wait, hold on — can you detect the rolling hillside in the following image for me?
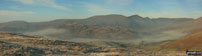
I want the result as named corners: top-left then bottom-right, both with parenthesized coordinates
top-left (0, 32), bottom-right (125, 56)
top-left (146, 17), bottom-right (202, 51)
top-left (163, 30), bottom-right (202, 50)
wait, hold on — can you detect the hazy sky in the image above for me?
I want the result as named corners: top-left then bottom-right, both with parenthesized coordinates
top-left (0, 0), bottom-right (202, 22)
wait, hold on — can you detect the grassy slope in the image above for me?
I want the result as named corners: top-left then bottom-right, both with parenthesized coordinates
top-left (163, 31), bottom-right (202, 51)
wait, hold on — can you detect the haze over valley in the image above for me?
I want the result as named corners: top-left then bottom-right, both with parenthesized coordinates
top-left (0, 0), bottom-right (202, 56)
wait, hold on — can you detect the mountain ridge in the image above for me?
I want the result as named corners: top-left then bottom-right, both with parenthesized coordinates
top-left (0, 14), bottom-right (199, 41)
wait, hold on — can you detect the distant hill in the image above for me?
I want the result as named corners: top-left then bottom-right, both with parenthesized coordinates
top-left (165, 17), bottom-right (202, 33)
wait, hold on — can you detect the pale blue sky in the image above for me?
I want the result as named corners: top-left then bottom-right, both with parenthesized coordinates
top-left (0, 0), bottom-right (202, 22)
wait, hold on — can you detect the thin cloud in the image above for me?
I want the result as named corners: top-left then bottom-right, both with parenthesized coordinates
top-left (11, 0), bottom-right (68, 10)
top-left (8, 6), bottom-right (20, 9)
top-left (185, 0), bottom-right (202, 3)
top-left (106, 0), bottom-right (132, 6)
top-left (0, 10), bottom-right (35, 22)
top-left (0, 10), bottom-right (34, 16)
top-left (13, 0), bottom-right (34, 4)
top-left (85, 4), bottom-right (114, 15)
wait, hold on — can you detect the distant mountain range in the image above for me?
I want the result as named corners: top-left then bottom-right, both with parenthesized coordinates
top-left (0, 14), bottom-right (201, 42)
top-left (0, 14), bottom-right (202, 52)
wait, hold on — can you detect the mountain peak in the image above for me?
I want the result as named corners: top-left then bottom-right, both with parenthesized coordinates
top-left (105, 14), bottom-right (126, 17)
top-left (128, 15), bottom-right (143, 19)
top-left (87, 14), bottom-right (127, 19)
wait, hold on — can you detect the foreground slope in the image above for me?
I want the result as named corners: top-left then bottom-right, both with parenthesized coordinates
top-left (163, 30), bottom-right (202, 51)
top-left (0, 32), bottom-right (188, 56)
top-left (0, 32), bottom-right (124, 56)
top-left (144, 17), bottom-right (202, 51)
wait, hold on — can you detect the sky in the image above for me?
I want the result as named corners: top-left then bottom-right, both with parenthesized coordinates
top-left (0, 0), bottom-right (202, 22)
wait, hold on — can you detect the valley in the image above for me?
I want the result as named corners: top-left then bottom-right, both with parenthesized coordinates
top-left (0, 15), bottom-right (202, 56)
